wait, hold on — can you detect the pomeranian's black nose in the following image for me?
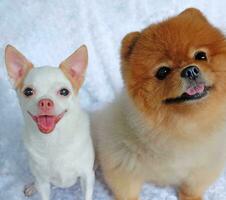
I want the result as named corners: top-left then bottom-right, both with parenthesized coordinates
top-left (181, 66), bottom-right (200, 80)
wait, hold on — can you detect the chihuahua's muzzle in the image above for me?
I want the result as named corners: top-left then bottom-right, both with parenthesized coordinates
top-left (28, 98), bottom-right (67, 134)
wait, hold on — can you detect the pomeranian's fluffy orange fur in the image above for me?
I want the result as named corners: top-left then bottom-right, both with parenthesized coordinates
top-left (93, 8), bottom-right (226, 200)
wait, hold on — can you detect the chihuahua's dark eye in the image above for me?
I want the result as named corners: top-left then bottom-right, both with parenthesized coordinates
top-left (194, 51), bottom-right (207, 61)
top-left (23, 87), bottom-right (34, 97)
top-left (59, 88), bottom-right (70, 96)
top-left (155, 67), bottom-right (171, 80)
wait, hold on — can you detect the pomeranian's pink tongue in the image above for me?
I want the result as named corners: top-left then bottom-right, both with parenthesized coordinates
top-left (186, 84), bottom-right (205, 96)
top-left (36, 116), bottom-right (56, 134)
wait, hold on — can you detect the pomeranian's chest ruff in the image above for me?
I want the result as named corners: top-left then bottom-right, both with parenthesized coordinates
top-left (129, 131), bottom-right (226, 186)
top-left (95, 92), bottom-right (226, 186)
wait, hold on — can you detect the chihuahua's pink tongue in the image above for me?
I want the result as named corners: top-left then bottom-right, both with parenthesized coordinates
top-left (186, 84), bottom-right (205, 96)
top-left (36, 116), bottom-right (57, 134)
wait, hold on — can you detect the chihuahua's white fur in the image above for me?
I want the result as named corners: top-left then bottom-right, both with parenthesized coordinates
top-left (18, 67), bottom-right (94, 200)
top-left (5, 44), bottom-right (95, 200)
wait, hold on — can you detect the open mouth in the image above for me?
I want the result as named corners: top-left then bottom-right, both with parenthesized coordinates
top-left (164, 83), bottom-right (212, 104)
top-left (27, 110), bottom-right (67, 134)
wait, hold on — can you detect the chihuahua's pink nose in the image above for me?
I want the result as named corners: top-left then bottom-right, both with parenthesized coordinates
top-left (38, 99), bottom-right (54, 112)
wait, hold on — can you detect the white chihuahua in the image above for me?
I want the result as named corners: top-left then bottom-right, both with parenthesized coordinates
top-left (5, 45), bottom-right (95, 200)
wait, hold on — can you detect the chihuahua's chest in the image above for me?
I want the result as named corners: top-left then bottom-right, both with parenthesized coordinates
top-left (49, 153), bottom-right (80, 187)
top-left (24, 121), bottom-right (92, 188)
top-left (27, 140), bottom-right (82, 188)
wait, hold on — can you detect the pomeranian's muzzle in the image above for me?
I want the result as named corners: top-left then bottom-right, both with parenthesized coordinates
top-left (164, 65), bottom-right (212, 104)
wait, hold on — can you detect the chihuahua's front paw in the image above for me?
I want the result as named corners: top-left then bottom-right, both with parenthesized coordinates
top-left (24, 182), bottom-right (37, 197)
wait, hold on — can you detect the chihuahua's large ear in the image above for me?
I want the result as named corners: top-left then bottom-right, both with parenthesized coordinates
top-left (60, 45), bottom-right (88, 91)
top-left (179, 8), bottom-right (207, 22)
top-left (5, 45), bottom-right (33, 89)
top-left (121, 32), bottom-right (140, 61)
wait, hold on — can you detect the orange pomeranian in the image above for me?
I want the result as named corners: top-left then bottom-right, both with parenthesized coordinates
top-left (92, 8), bottom-right (226, 200)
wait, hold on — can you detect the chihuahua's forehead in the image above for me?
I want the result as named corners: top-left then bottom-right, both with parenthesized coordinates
top-left (24, 66), bottom-right (71, 89)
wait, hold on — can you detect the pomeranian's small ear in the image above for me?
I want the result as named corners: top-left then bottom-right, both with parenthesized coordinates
top-left (121, 32), bottom-right (140, 61)
top-left (5, 45), bottom-right (33, 89)
top-left (179, 8), bottom-right (207, 21)
top-left (60, 45), bottom-right (88, 91)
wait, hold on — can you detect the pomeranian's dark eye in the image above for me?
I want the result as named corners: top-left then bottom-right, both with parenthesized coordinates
top-left (23, 87), bottom-right (34, 97)
top-left (155, 67), bottom-right (171, 80)
top-left (59, 88), bottom-right (70, 96)
top-left (194, 51), bottom-right (207, 61)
